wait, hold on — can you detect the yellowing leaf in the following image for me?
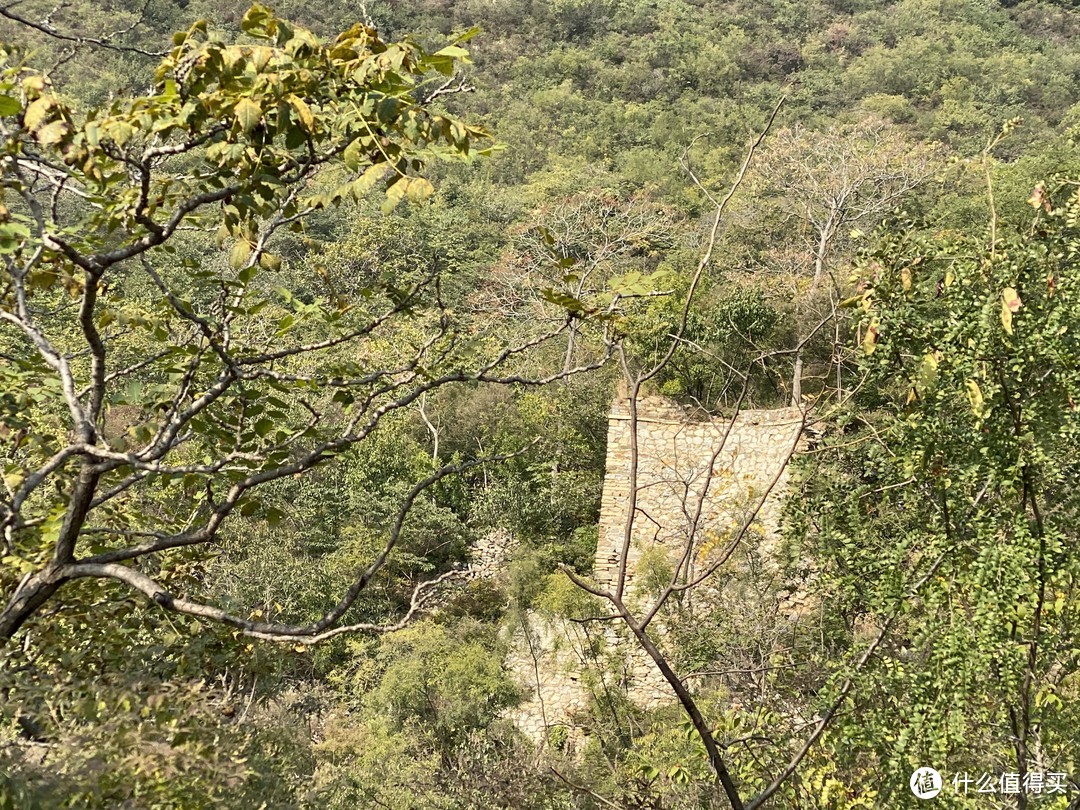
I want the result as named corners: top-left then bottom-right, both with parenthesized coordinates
top-left (916, 352), bottom-right (939, 391)
top-left (234, 98), bottom-right (262, 133)
top-left (23, 97), bottom-right (54, 132)
top-left (901, 266), bottom-right (912, 292)
top-left (405, 176), bottom-right (434, 202)
top-left (249, 46), bottom-right (273, 71)
top-left (351, 162), bottom-right (386, 200)
top-left (343, 137), bottom-right (364, 170)
top-left (965, 379), bottom-right (985, 418)
top-left (863, 322), bottom-right (879, 355)
top-left (381, 176), bottom-right (408, 213)
top-left (21, 76), bottom-right (47, 97)
top-left (241, 4), bottom-right (273, 36)
top-left (230, 239), bottom-right (252, 270)
top-left (259, 252), bottom-right (282, 271)
top-left (2, 553), bottom-right (32, 576)
top-left (1028, 183), bottom-right (1050, 212)
top-left (1000, 287), bottom-right (1021, 334)
top-left (35, 120), bottom-right (70, 145)
top-left (287, 94), bottom-right (314, 133)
top-left (839, 293), bottom-right (864, 308)
top-left (107, 119), bottom-right (135, 146)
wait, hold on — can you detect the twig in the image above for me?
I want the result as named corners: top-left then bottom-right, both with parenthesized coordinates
top-left (549, 767), bottom-right (623, 809)
top-left (0, 3), bottom-right (165, 58)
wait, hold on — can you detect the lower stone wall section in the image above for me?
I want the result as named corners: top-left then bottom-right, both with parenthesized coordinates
top-left (503, 612), bottom-right (671, 747)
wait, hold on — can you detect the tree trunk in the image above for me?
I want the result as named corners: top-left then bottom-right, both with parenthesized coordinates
top-left (0, 460), bottom-right (99, 643)
top-left (790, 352), bottom-right (803, 407)
top-left (562, 326), bottom-right (576, 379)
top-left (630, 619), bottom-right (746, 810)
top-left (0, 567), bottom-right (68, 641)
top-left (791, 217), bottom-right (834, 406)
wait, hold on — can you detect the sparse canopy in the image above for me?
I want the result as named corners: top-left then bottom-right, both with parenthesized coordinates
top-left (0, 6), bottom-right (603, 643)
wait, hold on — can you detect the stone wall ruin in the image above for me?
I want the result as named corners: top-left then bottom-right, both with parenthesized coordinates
top-left (498, 395), bottom-right (806, 746)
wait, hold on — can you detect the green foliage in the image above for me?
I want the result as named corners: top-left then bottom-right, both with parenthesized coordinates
top-left (0, 586), bottom-right (313, 808)
top-left (789, 178), bottom-right (1080, 803)
top-left (344, 621), bottom-right (519, 756)
top-left (307, 714), bottom-right (448, 810)
top-left (461, 380), bottom-right (611, 547)
top-left (7, 0), bottom-right (1080, 807)
top-left (630, 271), bottom-right (786, 408)
top-left (0, 3), bottom-right (489, 619)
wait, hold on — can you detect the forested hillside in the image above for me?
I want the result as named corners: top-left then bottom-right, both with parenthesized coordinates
top-left (1, 0), bottom-right (1079, 807)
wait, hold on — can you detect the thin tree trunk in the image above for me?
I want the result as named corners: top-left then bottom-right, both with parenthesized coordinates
top-left (1, 460), bottom-right (99, 642)
top-left (629, 618), bottom-right (746, 810)
top-left (563, 326), bottom-right (576, 379)
top-left (790, 352), bottom-right (803, 407)
top-left (791, 218), bottom-right (834, 406)
top-left (0, 569), bottom-right (67, 640)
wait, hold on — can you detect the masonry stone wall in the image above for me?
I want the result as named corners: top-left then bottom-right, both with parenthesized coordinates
top-left (501, 395), bottom-right (806, 745)
top-left (594, 397), bottom-right (805, 592)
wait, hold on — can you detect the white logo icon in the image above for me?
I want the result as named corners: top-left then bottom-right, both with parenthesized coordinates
top-left (911, 767), bottom-right (943, 799)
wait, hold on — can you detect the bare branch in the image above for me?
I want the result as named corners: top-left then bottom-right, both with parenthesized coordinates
top-left (0, 2), bottom-right (166, 58)
top-left (73, 446), bottom-right (536, 640)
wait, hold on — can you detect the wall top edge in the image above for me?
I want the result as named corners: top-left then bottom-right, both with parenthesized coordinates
top-left (608, 401), bottom-right (805, 428)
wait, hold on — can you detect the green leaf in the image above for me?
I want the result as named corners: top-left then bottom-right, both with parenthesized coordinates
top-left (453, 26), bottom-right (481, 43)
top-left (433, 45), bottom-right (470, 60)
top-left (426, 43), bottom-right (472, 75)
top-left (0, 95), bottom-right (20, 116)
top-left (426, 55), bottom-right (455, 76)
top-left (541, 288), bottom-right (586, 313)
